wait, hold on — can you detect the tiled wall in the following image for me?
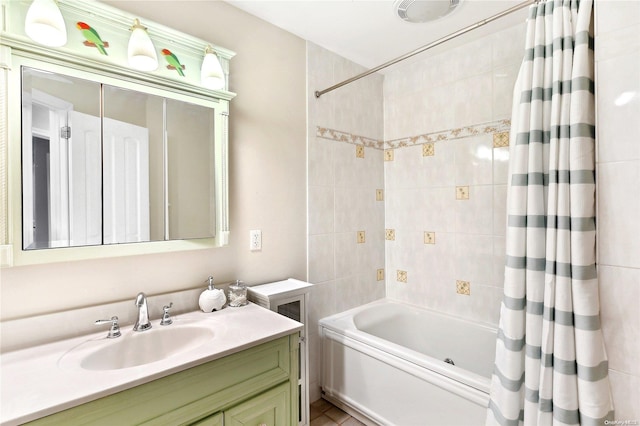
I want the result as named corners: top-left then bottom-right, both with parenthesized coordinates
top-left (595, 1), bottom-right (640, 420)
top-left (382, 23), bottom-right (525, 326)
top-left (307, 42), bottom-right (385, 402)
top-left (384, 123), bottom-right (512, 326)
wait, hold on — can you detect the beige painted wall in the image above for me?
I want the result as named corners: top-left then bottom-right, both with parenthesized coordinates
top-left (0, 1), bottom-right (307, 320)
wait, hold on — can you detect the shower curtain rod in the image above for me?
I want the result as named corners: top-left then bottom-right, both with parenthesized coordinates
top-left (314, 0), bottom-right (538, 98)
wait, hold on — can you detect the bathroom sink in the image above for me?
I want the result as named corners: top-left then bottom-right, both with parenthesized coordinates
top-left (63, 325), bottom-right (215, 371)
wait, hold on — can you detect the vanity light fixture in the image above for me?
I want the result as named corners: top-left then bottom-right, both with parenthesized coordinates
top-left (200, 45), bottom-right (225, 90)
top-left (127, 18), bottom-right (158, 71)
top-left (24, 0), bottom-right (68, 47)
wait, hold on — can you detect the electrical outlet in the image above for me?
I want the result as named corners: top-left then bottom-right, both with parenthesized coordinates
top-left (249, 230), bottom-right (262, 251)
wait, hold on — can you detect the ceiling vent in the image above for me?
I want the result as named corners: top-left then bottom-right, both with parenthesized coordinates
top-left (393, 0), bottom-right (461, 23)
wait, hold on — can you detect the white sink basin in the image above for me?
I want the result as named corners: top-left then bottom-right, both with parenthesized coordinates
top-left (61, 325), bottom-right (215, 371)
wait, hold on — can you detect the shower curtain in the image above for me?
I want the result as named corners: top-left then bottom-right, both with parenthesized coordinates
top-left (487, 1), bottom-right (614, 425)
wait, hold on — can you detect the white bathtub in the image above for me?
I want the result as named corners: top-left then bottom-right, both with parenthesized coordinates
top-left (319, 299), bottom-right (497, 426)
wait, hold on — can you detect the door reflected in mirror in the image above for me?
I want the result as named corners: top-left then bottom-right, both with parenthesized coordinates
top-left (22, 67), bottom-right (101, 249)
top-left (103, 85), bottom-right (164, 244)
top-left (21, 66), bottom-right (219, 250)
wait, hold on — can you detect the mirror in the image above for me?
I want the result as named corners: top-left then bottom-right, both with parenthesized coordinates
top-left (21, 66), bottom-right (219, 250)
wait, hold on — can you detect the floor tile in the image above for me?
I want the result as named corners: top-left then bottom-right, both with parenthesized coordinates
top-left (310, 398), bottom-right (364, 426)
top-left (325, 406), bottom-right (351, 424)
top-left (342, 418), bottom-right (366, 426)
top-left (310, 414), bottom-right (339, 426)
top-left (310, 403), bottom-right (325, 421)
top-left (311, 398), bottom-right (333, 412)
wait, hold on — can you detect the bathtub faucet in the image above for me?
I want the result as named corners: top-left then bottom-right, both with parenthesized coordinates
top-left (133, 292), bottom-right (152, 332)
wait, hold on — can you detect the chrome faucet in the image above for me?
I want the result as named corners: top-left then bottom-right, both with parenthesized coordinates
top-left (133, 292), bottom-right (152, 332)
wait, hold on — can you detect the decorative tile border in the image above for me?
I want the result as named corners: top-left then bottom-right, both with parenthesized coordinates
top-left (316, 127), bottom-right (384, 149)
top-left (316, 119), bottom-right (511, 151)
top-left (386, 119), bottom-right (511, 149)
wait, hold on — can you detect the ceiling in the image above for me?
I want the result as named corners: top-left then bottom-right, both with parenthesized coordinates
top-left (225, 0), bottom-right (530, 73)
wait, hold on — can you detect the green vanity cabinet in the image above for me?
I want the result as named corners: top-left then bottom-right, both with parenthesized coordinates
top-left (190, 412), bottom-right (223, 426)
top-left (27, 334), bottom-right (299, 426)
top-left (223, 382), bottom-right (289, 426)
top-left (192, 382), bottom-right (289, 426)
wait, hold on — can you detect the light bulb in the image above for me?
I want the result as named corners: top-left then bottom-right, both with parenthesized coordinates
top-left (201, 45), bottom-right (225, 90)
top-left (24, 0), bottom-right (67, 47)
top-left (128, 19), bottom-right (158, 72)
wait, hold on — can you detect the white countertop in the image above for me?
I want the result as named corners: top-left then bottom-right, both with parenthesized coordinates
top-left (248, 278), bottom-right (313, 299)
top-left (0, 303), bottom-right (302, 426)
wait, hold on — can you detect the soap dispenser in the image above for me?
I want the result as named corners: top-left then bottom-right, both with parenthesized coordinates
top-left (199, 276), bottom-right (227, 312)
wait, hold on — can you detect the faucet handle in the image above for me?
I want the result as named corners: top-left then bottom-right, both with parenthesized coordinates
top-left (160, 303), bottom-right (173, 326)
top-left (95, 316), bottom-right (121, 338)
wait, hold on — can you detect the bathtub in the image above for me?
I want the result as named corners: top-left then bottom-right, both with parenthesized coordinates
top-left (319, 299), bottom-right (497, 426)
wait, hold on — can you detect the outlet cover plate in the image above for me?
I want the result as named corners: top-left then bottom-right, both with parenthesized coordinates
top-left (250, 230), bottom-right (262, 251)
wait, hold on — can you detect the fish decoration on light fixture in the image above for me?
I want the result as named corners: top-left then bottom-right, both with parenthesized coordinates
top-left (76, 22), bottom-right (109, 55)
top-left (161, 49), bottom-right (185, 76)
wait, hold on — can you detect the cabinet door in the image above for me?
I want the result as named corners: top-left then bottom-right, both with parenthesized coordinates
top-left (190, 411), bottom-right (223, 426)
top-left (224, 383), bottom-right (290, 426)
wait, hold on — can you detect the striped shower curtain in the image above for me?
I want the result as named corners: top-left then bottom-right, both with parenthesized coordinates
top-left (487, 1), bottom-right (614, 425)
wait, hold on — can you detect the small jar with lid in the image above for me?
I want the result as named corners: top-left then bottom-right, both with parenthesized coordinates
top-left (228, 280), bottom-right (248, 307)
